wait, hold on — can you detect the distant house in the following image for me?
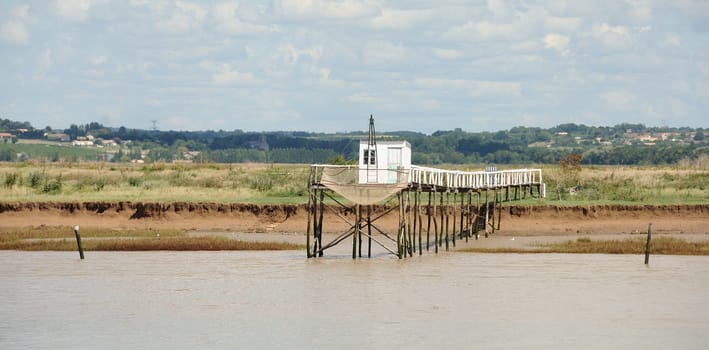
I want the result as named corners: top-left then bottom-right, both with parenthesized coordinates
top-left (48, 133), bottom-right (71, 142)
top-left (183, 151), bottom-right (201, 161)
top-left (72, 140), bottom-right (94, 147)
top-left (0, 132), bottom-right (14, 140)
top-left (96, 138), bottom-right (117, 147)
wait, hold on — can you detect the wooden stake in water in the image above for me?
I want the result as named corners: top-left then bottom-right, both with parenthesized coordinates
top-left (645, 223), bottom-right (652, 265)
top-left (73, 225), bottom-right (84, 260)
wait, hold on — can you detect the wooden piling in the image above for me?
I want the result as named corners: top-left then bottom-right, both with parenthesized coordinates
top-left (645, 223), bottom-right (652, 265)
top-left (354, 204), bottom-right (360, 259)
top-left (426, 190), bottom-right (432, 251)
top-left (413, 190), bottom-right (420, 255)
top-left (367, 205), bottom-right (372, 258)
top-left (474, 191), bottom-right (480, 240)
top-left (406, 190), bottom-right (412, 255)
top-left (436, 192), bottom-right (446, 249)
top-left (306, 188), bottom-right (313, 258)
top-left (317, 189), bottom-right (325, 257)
top-left (444, 191), bottom-right (450, 251)
top-left (397, 191), bottom-right (404, 259)
top-left (484, 190), bottom-right (489, 238)
top-left (496, 189), bottom-right (502, 231)
top-left (73, 225), bottom-right (84, 260)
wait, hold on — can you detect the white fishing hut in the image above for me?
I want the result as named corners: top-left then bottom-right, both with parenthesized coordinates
top-left (358, 140), bottom-right (411, 184)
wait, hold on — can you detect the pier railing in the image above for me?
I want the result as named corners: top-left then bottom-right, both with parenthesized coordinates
top-left (310, 164), bottom-right (543, 191)
top-left (409, 166), bottom-right (543, 190)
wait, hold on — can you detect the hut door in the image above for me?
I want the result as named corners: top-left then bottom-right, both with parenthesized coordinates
top-left (387, 148), bottom-right (402, 183)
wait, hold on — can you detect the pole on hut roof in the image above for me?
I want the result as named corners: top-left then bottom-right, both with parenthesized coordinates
top-left (366, 114), bottom-right (378, 183)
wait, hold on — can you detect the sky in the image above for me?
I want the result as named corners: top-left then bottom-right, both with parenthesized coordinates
top-left (1, 0), bottom-right (708, 134)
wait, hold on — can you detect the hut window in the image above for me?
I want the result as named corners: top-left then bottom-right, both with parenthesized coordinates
top-left (364, 149), bottom-right (376, 165)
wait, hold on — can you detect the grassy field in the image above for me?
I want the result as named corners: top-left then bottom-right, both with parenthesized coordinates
top-left (0, 162), bottom-right (310, 203)
top-left (1, 161), bottom-right (708, 204)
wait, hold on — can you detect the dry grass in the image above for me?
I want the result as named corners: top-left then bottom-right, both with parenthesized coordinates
top-left (457, 236), bottom-right (709, 255)
top-left (0, 226), bottom-right (304, 251)
top-left (0, 226), bottom-right (183, 241)
top-left (0, 237), bottom-right (303, 251)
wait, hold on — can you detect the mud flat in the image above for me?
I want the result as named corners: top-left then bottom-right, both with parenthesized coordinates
top-left (1, 202), bottom-right (707, 250)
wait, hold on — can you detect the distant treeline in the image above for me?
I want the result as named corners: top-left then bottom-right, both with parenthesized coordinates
top-left (1, 118), bottom-right (707, 165)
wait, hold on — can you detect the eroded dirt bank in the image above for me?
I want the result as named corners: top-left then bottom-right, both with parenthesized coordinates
top-left (1, 202), bottom-right (707, 237)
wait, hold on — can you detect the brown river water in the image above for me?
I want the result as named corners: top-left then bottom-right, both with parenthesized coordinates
top-left (1, 251), bottom-right (708, 349)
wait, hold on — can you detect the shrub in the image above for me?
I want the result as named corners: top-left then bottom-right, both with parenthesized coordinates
top-left (4, 172), bottom-right (19, 188)
top-left (42, 175), bottom-right (63, 194)
top-left (28, 171), bottom-right (45, 189)
top-left (249, 176), bottom-right (273, 192)
top-left (128, 176), bottom-right (143, 187)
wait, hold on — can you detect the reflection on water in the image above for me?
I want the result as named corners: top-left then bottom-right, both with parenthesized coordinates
top-left (1, 251), bottom-right (708, 349)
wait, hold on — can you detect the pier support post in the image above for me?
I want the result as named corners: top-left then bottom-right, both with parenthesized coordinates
top-left (367, 205), bottom-right (372, 258)
top-left (353, 204), bottom-right (360, 259)
top-left (426, 190), bottom-right (433, 251)
top-left (317, 189), bottom-right (325, 257)
top-left (484, 190), bottom-right (489, 238)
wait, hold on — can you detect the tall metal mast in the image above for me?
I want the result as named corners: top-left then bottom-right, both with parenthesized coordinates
top-left (366, 114), bottom-right (378, 183)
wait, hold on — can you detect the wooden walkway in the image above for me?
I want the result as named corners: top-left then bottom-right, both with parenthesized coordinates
top-left (306, 165), bottom-right (544, 259)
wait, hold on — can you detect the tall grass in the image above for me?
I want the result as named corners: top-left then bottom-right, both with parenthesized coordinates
top-left (0, 162), bottom-right (311, 203)
top-left (541, 165), bottom-right (709, 204)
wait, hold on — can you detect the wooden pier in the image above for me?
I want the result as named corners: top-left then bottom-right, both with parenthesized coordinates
top-left (306, 165), bottom-right (544, 259)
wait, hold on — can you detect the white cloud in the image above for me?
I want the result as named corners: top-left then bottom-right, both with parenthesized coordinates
top-left (544, 33), bottom-right (570, 55)
top-left (0, 20), bottom-right (29, 45)
top-left (601, 91), bottom-right (635, 110)
top-left (414, 77), bottom-right (470, 90)
top-left (54, 0), bottom-right (92, 22)
top-left (0, 5), bottom-right (30, 45)
top-left (345, 91), bottom-right (387, 104)
top-left (88, 55), bottom-right (107, 65)
top-left (212, 63), bottom-right (257, 85)
top-left (213, 2), bottom-right (276, 36)
top-left (362, 41), bottom-right (410, 65)
top-left (470, 81), bottom-right (522, 98)
top-left (543, 15), bottom-right (582, 33)
top-left (155, 1), bottom-right (208, 34)
top-left (279, 45), bottom-right (323, 64)
top-left (486, 0), bottom-right (511, 18)
top-left (414, 78), bottom-right (522, 98)
top-left (666, 34), bottom-right (681, 47)
top-left (2, 1), bottom-right (708, 132)
top-left (273, 0), bottom-right (378, 21)
top-left (591, 23), bottom-right (631, 50)
top-left (370, 8), bottom-right (433, 30)
top-left (129, 0), bottom-right (169, 12)
top-left (36, 48), bottom-right (53, 76)
top-left (445, 6), bottom-right (581, 43)
top-left (431, 48), bottom-right (464, 60)
top-left (627, 0), bottom-right (653, 24)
